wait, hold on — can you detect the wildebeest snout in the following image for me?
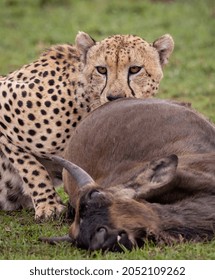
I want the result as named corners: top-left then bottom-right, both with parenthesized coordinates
top-left (87, 226), bottom-right (133, 252)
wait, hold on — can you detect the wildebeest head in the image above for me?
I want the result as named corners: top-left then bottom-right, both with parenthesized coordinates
top-left (51, 153), bottom-right (178, 251)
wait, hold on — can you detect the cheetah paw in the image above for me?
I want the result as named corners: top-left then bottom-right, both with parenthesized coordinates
top-left (35, 203), bottom-right (66, 221)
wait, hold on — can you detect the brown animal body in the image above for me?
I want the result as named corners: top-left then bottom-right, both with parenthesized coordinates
top-left (47, 98), bottom-right (215, 251)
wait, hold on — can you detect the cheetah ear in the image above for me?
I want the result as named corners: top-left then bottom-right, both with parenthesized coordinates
top-left (75, 31), bottom-right (96, 61)
top-left (153, 34), bottom-right (174, 67)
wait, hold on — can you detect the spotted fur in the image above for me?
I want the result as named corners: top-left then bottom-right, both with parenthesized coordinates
top-left (0, 32), bottom-right (174, 220)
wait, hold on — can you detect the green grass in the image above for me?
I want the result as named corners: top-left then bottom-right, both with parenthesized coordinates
top-left (1, 208), bottom-right (215, 260)
top-left (0, 0), bottom-right (215, 259)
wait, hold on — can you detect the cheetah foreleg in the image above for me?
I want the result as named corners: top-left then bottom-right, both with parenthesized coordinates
top-left (0, 139), bottom-right (65, 220)
top-left (0, 149), bottom-right (32, 210)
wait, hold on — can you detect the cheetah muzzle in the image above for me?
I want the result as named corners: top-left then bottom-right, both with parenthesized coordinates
top-left (0, 31), bottom-right (174, 220)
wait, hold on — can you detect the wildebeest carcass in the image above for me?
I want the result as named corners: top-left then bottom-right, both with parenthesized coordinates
top-left (42, 98), bottom-right (215, 251)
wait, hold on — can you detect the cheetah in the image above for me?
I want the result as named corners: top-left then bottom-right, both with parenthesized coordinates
top-left (0, 31), bottom-right (174, 220)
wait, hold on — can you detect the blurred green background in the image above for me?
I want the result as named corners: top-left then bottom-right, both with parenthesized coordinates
top-left (0, 0), bottom-right (215, 260)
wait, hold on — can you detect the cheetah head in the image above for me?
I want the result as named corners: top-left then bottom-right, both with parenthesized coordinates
top-left (76, 32), bottom-right (174, 106)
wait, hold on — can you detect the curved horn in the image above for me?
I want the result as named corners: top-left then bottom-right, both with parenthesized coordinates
top-left (50, 155), bottom-right (95, 188)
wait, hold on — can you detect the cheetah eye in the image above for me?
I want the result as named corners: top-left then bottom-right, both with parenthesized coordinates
top-left (96, 66), bottom-right (107, 75)
top-left (129, 66), bottom-right (142, 75)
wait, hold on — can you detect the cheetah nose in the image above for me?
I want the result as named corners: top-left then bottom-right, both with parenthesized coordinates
top-left (106, 94), bottom-right (124, 101)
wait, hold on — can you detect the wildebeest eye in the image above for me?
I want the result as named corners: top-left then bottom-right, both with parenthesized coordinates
top-left (96, 66), bottom-right (107, 75)
top-left (89, 190), bottom-right (102, 200)
top-left (79, 190), bottom-right (105, 217)
top-left (129, 66), bottom-right (142, 74)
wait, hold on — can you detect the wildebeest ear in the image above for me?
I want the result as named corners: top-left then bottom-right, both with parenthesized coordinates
top-left (134, 154), bottom-right (178, 197)
top-left (153, 34), bottom-right (174, 67)
top-left (75, 31), bottom-right (96, 61)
